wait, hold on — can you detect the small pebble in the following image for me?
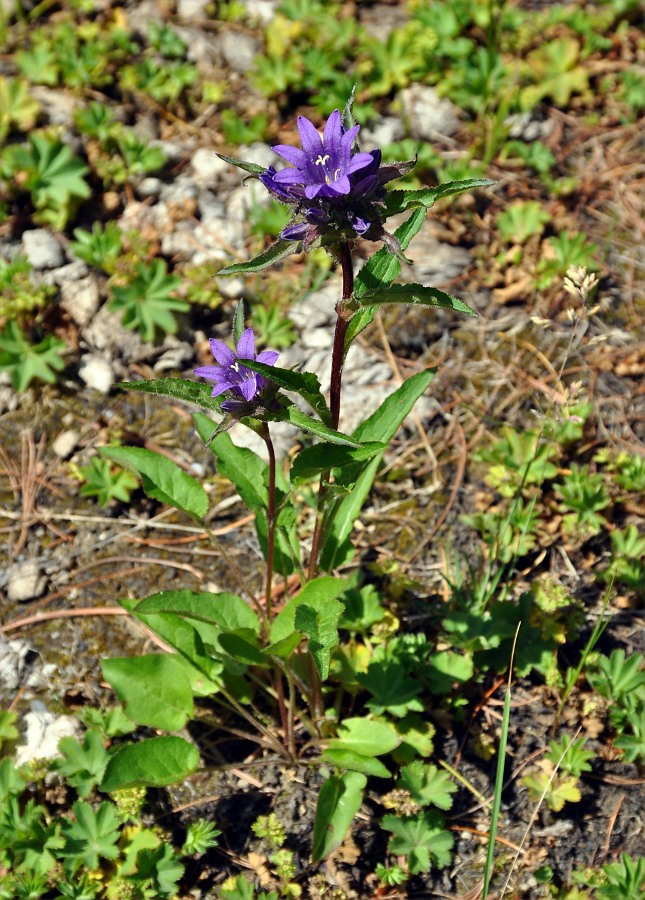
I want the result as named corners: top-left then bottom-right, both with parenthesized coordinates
top-left (22, 229), bottom-right (65, 269)
top-left (7, 561), bottom-right (47, 603)
top-left (78, 354), bottom-right (115, 394)
top-left (52, 429), bottom-right (80, 459)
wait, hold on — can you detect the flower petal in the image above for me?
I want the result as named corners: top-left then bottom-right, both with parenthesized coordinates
top-left (209, 338), bottom-right (235, 367)
top-left (281, 222), bottom-right (309, 240)
top-left (297, 115), bottom-right (324, 157)
top-left (340, 123), bottom-right (360, 153)
top-left (272, 145), bottom-right (310, 169)
top-left (194, 365), bottom-right (226, 380)
top-left (257, 350), bottom-right (279, 366)
top-left (211, 381), bottom-right (233, 398)
top-left (273, 168), bottom-right (310, 185)
top-left (236, 327), bottom-right (256, 360)
top-left (239, 374), bottom-right (258, 401)
top-left (346, 152), bottom-right (375, 175)
top-left (322, 109), bottom-right (344, 152)
top-left (326, 174), bottom-right (351, 195)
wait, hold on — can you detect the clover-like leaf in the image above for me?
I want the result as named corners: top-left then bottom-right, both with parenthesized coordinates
top-left (381, 810), bottom-right (454, 873)
top-left (61, 800), bottom-right (121, 872)
top-left (0, 320), bottom-right (66, 391)
top-left (109, 259), bottom-right (187, 342)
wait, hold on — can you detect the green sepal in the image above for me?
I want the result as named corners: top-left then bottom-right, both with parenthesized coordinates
top-left (216, 152), bottom-right (265, 175)
top-left (218, 238), bottom-right (302, 275)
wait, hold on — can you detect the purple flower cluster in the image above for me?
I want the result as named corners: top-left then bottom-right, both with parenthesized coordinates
top-left (194, 328), bottom-right (278, 415)
top-left (259, 109), bottom-right (411, 250)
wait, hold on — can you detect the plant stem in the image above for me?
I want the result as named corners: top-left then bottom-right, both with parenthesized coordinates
top-left (308, 241), bottom-right (354, 580)
top-left (261, 422), bottom-right (276, 621)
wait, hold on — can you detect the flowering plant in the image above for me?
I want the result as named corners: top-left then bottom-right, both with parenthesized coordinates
top-left (101, 91), bottom-right (493, 869)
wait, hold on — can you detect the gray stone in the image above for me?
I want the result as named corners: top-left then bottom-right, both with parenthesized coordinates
top-left (60, 276), bottom-right (100, 327)
top-left (404, 224), bottom-right (472, 285)
top-left (125, 0), bottom-right (164, 33)
top-left (216, 276), bottom-right (245, 299)
top-left (245, 0), bottom-right (279, 25)
top-left (220, 29), bottom-right (260, 74)
top-left (399, 84), bottom-right (461, 139)
top-left (7, 561), bottom-right (47, 603)
top-left (198, 190), bottom-right (227, 223)
top-left (227, 182), bottom-right (270, 221)
top-left (153, 339), bottom-right (194, 372)
top-left (177, 0), bottom-right (210, 18)
top-left (43, 260), bottom-right (88, 284)
top-left (191, 148), bottom-right (229, 186)
top-left (78, 354), bottom-right (115, 394)
top-left (0, 638), bottom-right (31, 691)
top-left (189, 218), bottom-right (246, 264)
top-left (52, 429), bottom-right (80, 459)
top-left (22, 229), bottom-right (65, 269)
top-left (136, 176), bottom-right (163, 198)
top-left (361, 116), bottom-right (405, 147)
top-left (82, 304), bottom-right (141, 357)
top-left (30, 87), bottom-right (76, 127)
top-left (15, 703), bottom-right (82, 766)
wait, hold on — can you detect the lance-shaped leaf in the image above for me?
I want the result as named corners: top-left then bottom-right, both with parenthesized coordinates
top-left (290, 441), bottom-right (386, 486)
top-left (216, 152), bottom-right (265, 175)
top-left (319, 369), bottom-right (434, 571)
top-left (117, 377), bottom-right (223, 413)
top-left (100, 445), bottom-right (208, 519)
top-left (312, 772), bottom-right (366, 862)
top-left (218, 238), bottom-right (302, 275)
top-left (383, 178), bottom-right (495, 217)
top-left (346, 207), bottom-right (426, 352)
top-left (237, 358), bottom-right (331, 425)
top-left (357, 283), bottom-right (477, 316)
top-left (274, 401), bottom-right (362, 447)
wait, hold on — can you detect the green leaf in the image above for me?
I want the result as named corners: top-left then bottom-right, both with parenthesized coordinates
top-left (383, 178), bottom-right (495, 217)
top-left (216, 152), bottom-right (265, 175)
top-left (290, 441), bottom-right (386, 486)
top-left (54, 731), bottom-right (110, 798)
top-left (99, 445), bottom-right (208, 519)
top-left (61, 801), bottom-right (121, 872)
top-left (312, 771), bottom-right (367, 862)
top-left (381, 810), bottom-right (454, 873)
top-left (236, 359), bottom-right (331, 425)
top-left (135, 589), bottom-right (260, 634)
top-left (270, 576), bottom-right (345, 680)
top-left (193, 421), bottom-right (300, 576)
top-left (0, 320), bottom-right (66, 391)
top-left (318, 749), bottom-right (391, 779)
top-left (108, 259), bottom-right (186, 342)
top-left (275, 401), bottom-right (362, 447)
top-left (100, 736), bottom-right (199, 791)
top-left (79, 457), bottom-right (139, 507)
top-left (117, 377), bottom-right (224, 413)
top-left (357, 283), bottom-right (476, 317)
top-left (358, 660), bottom-right (424, 718)
top-left (326, 717), bottom-right (400, 757)
top-left (218, 238), bottom-right (301, 275)
top-left (398, 761), bottom-right (457, 810)
top-left (347, 207), bottom-right (426, 350)
top-left (102, 655), bottom-right (193, 730)
top-left (128, 843), bottom-right (185, 898)
top-left (319, 369), bottom-right (434, 571)
top-left (425, 651), bottom-right (474, 694)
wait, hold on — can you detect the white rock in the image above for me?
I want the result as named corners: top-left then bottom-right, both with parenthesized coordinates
top-left (30, 87), bottom-right (76, 127)
top-left (52, 429), bottom-right (80, 459)
top-left (199, 190), bottom-right (227, 223)
top-left (7, 560), bottom-right (47, 603)
top-left (22, 229), bottom-right (65, 269)
top-left (399, 85), bottom-right (461, 139)
top-left (60, 276), bottom-right (100, 327)
top-left (227, 183), bottom-right (270, 221)
top-left (220, 29), bottom-right (260, 74)
top-left (15, 703), bottom-right (82, 767)
top-left (78, 354), bottom-right (115, 393)
top-left (244, 0), bottom-right (279, 25)
top-left (216, 276), bottom-right (245, 299)
top-left (177, 0), bottom-right (210, 18)
top-left (191, 148), bottom-right (229, 186)
top-left (136, 176), bottom-right (163, 198)
top-left (361, 116), bottom-right (405, 147)
top-left (0, 638), bottom-right (32, 690)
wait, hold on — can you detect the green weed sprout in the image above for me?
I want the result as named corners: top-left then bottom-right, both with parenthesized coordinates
top-left (0, 321), bottom-right (66, 391)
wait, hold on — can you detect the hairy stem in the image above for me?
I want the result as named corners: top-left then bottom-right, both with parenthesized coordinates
top-left (261, 423), bottom-right (276, 621)
top-left (308, 241), bottom-right (354, 580)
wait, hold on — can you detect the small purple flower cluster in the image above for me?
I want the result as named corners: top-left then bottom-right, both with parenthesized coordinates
top-left (259, 108), bottom-right (411, 250)
top-left (194, 327), bottom-right (278, 414)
